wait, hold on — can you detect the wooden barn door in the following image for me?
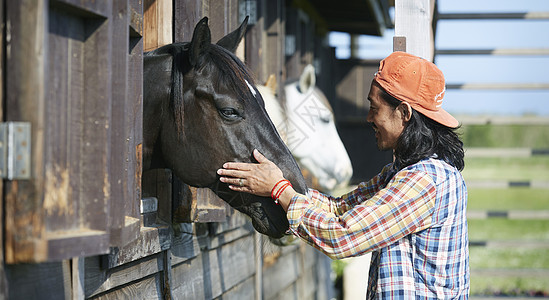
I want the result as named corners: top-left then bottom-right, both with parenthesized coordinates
top-left (3, 0), bottom-right (143, 263)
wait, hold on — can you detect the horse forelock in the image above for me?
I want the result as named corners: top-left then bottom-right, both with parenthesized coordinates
top-left (205, 45), bottom-right (259, 104)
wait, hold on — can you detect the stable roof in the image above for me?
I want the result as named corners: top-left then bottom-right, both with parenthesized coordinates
top-left (305, 0), bottom-right (393, 35)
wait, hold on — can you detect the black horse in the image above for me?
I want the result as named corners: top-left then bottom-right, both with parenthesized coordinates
top-left (143, 17), bottom-right (307, 239)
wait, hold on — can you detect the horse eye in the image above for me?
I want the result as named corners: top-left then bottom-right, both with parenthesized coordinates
top-left (219, 108), bottom-right (241, 120)
top-left (320, 114), bottom-right (331, 123)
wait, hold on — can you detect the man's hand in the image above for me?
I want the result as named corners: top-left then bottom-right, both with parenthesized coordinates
top-left (217, 149), bottom-right (285, 197)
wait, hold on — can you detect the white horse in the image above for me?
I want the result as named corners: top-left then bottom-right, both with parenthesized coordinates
top-left (258, 65), bottom-right (353, 193)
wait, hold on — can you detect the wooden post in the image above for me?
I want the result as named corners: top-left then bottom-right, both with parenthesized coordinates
top-left (254, 232), bottom-right (263, 300)
top-left (71, 257), bottom-right (85, 300)
top-left (394, 0), bottom-right (435, 61)
top-left (144, 0), bottom-right (172, 51)
top-left (350, 34), bottom-right (360, 58)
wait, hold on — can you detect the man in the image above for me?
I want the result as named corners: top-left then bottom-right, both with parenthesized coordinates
top-left (217, 51), bottom-right (469, 298)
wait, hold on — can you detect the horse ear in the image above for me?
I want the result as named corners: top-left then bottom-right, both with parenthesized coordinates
top-left (216, 16), bottom-right (248, 53)
top-left (189, 17), bottom-right (212, 67)
top-left (265, 74), bottom-right (277, 95)
top-left (298, 64), bottom-right (316, 94)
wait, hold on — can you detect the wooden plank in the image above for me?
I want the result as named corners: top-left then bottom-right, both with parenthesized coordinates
top-left (437, 12), bottom-right (549, 20)
top-left (0, 0), bottom-right (7, 293)
top-left (71, 257), bottom-right (85, 300)
top-left (315, 252), bottom-right (334, 300)
top-left (285, 7), bottom-right (301, 80)
top-left (170, 223), bottom-right (202, 266)
top-left (143, 0), bottom-right (172, 51)
top-left (171, 176), bottom-right (192, 223)
top-left (207, 0), bottom-right (226, 41)
top-left (174, 0), bottom-right (202, 42)
top-left (262, 247), bottom-right (302, 299)
top-left (129, 0), bottom-right (143, 36)
top-left (244, 0), bottom-right (264, 79)
top-left (52, 0), bottom-right (110, 17)
top-left (190, 187), bottom-right (228, 222)
top-left (45, 4), bottom-right (83, 231)
top-left (4, 0), bottom-right (48, 263)
top-left (79, 4), bottom-right (112, 235)
top-left (89, 273), bottom-right (163, 299)
top-left (5, 262), bottom-right (69, 299)
top-left (142, 169), bottom-right (172, 223)
top-left (457, 115), bottom-right (549, 125)
top-left (204, 225), bottom-right (253, 250)
top-left (465, 147), bottom-right (536, 158)
top-left (172, 176), bottom-right (228, 223)
top-left (105, 225), bottom-right (171, 269)
top-left (46, 230), bottom-right (110, 261)
top-left (85, 254), bottom-right (164, 298)
top-left (255, 233), bottom-right (263, 300)
top-left (143, 0), bottom-right (157, 51)
top-left (218, 276), bottom-right (256, 300)
top-left (446, 83), bottom-right (549, 90)
top-left (171, 235), bottom-right (256, 299)
top-left (264, 0), bottom-right (285, 95)
top-left (109, 0), bottom-right (132, 247)
top-left (128, 0), bottom-right (144, 239)
top-left (436, 48), bottom-right (549, 55)
top-left (161, 250), bottom-right (173, 299)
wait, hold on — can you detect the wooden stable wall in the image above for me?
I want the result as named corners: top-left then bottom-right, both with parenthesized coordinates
top-left (3, 0), bottom-right (144, 263)
top-left (1, 1), bottom-right (335, 299)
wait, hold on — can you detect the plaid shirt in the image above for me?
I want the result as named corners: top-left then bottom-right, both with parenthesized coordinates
top-left (287, 157), bottom-right (469, 298)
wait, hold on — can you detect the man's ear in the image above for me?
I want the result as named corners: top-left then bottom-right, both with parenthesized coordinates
top-left (399, 102), bottom-right (412, 122)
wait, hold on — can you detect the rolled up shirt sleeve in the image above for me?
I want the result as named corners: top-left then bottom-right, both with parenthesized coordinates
top-left (287, 169), bottom-right (437, 259)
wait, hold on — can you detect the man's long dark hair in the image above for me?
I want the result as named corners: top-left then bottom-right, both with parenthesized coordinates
top-left (381, 89), bottom-right (465, 171)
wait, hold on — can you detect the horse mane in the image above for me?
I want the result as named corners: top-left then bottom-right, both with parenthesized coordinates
top-left (155, 42), bottom-right (258, 136)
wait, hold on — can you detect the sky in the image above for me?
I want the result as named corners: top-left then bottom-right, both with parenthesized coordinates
top-left (328, 0), bottom-right (549, 116)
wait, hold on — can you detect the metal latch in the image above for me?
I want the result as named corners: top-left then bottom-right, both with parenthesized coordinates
top-left (0, 122), bottom-right (31, 180)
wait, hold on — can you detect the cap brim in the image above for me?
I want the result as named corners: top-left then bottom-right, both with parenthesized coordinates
top-left (413, 105), bottom-right (459, 128)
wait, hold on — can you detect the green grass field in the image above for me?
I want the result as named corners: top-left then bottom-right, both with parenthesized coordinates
top-left (467, 188), bottom-right (548, 210)
top-left (468, 219), bottom-right (549, 241)
top-left (470, 248), bottom-right (549, 269)
top-left (470, 276), bottom-right (549, 296)
top-left (463, 156), bottom-right (549, 181)
top-left (462, 122), bottom-right (549, 295)
top-left (460, 124), bottom-right (549, 148)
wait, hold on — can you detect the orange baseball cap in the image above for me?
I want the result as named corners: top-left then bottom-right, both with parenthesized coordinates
top-left (374, 51), bottom-right (459, 128)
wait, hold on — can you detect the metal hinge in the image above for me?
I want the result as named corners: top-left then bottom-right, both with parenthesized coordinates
top-left (0, 122), bottom-right (31, 180)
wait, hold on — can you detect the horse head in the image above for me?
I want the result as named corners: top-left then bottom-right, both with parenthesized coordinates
top-left (281, 65), bottom-right (353, 192)
top-left (143, 17), bottom-right (307, 239)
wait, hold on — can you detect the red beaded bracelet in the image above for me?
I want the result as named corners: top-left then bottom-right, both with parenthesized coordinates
top-left (271, 179), bottom-right (292, 204)
top-left (271, 179), bottom-right (289, 199)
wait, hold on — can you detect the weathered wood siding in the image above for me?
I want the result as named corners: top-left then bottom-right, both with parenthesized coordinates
top-left (4, 0), bottom-right (143, 264)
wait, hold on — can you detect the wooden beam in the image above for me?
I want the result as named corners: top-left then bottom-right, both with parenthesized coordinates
top-left (367, 0), bottom-right (387, 35)
top-left (438, 12), bottom-right (549, 20)
top-left (457, 115), bottom-right (549, 125)
top-left (436, 48), bottom-right (549, 55)
top-left (446, 83), bottom-right (549, 90)
top-left (394, 0), bottom-right (435, 60)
